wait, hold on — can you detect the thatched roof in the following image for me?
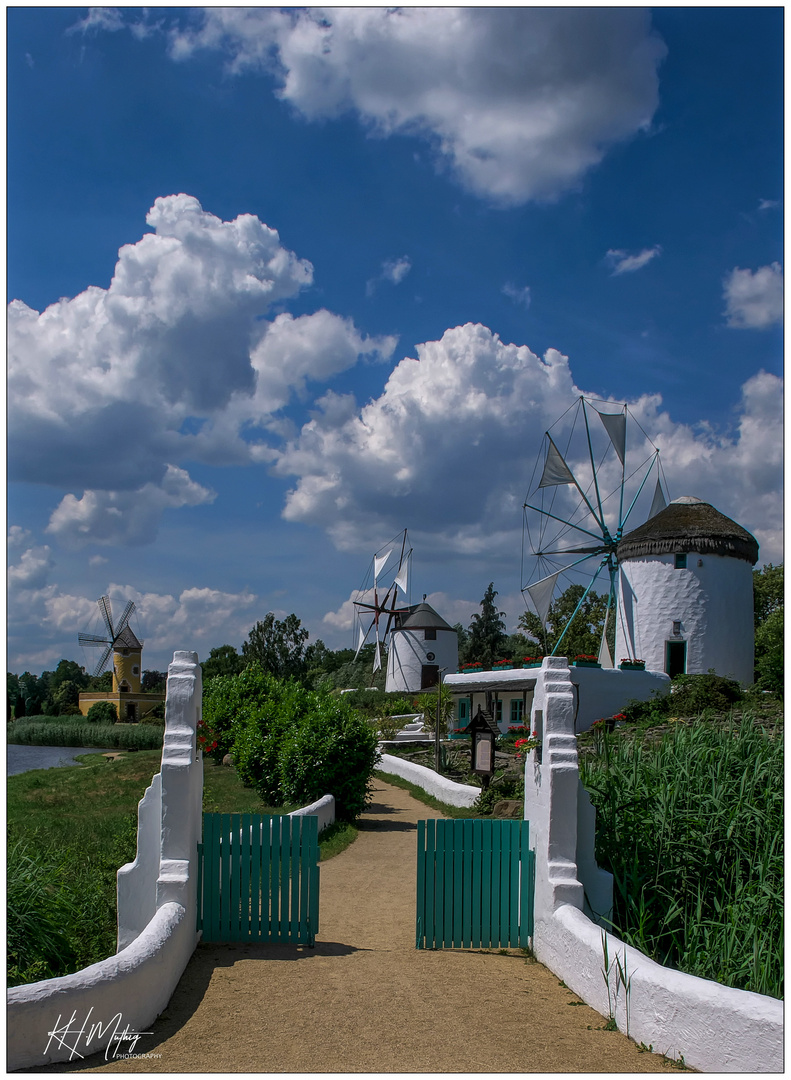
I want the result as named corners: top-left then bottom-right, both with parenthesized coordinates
top-left (617, 497), bottom-right (759, 565)
top-left (393, 602), bottom-right (454, 632)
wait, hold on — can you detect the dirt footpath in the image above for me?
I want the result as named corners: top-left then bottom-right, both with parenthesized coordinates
top-left (54, 778), bottom-right (680, 1073)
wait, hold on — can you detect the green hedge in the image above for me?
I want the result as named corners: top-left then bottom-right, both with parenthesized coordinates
top-left (7, 722), bottom-right (163, 750)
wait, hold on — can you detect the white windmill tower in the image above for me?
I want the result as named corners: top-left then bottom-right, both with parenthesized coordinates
top-left (351, 530), bottom-right (458, 693)
top-left (614, 497), bottom-right (759, 684)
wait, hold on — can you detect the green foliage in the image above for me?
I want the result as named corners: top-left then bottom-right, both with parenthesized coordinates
top-left (7, 721), bottom-right (163, 749)
top-left (86, 670), bottom-right (113, 692)
top-left (7, 840), bottom-right (80, 984)
top-left (755, 607), bottom-right (783, 696)
top-left (141, 669), bottom-right (167, 693)
top-left (211, 668), bottom-right (380, 821)
top-left (620, 671), bottom-right (743, 724)
top-left (242, 613), bottom-right (309, 680)
top-left (319, 643), bottom-right (386, 691)
top-left (580, 716), bottom-right (783, 998)
top-left (86, 700), bottom-right (118, 724)
top-left (466, 582), bottom-right (507, 667)
top-left (519, 583), bottom-right (609, 660)
top-left (201, 645), bottom-right (246, 681)
top-left (753, 563), bottom-right (783, 628)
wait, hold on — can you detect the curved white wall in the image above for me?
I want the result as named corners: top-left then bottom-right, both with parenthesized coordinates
top-left (616, 553), bottom-right (754, 684)
top-left (386, 627), bottom-right (458, 693)
top-left (377, 752), bottom-right (480, 807)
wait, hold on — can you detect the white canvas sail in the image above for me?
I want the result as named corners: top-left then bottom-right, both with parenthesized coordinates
top-left (353, 624), bottom-right (366, 660)
top-left (538, 436), bottom-right (577, 488)
top-left (598, 635), bottom-right (614, 669)
top-left (648, 477), bottom-right (667, 520)
top-left (597, 410), bottom-right (626, 466)
top-left (374, 549), bottom-right (392, 582)
top-left (526, 571), bottom-right (560, 626)
top-left (393, 559), bottom-right (409, 597)
top-left (373, 639), bottom-right (382, 673)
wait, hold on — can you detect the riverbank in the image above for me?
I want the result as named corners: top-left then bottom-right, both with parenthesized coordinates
top-left (7, 744), bottom-right (116, 777)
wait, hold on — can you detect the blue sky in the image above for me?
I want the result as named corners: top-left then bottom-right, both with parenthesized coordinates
top-left (7, 7), bottom-right (783, 675)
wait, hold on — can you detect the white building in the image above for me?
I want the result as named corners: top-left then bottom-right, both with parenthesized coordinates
top-left (386, 600), bottom-right (459, 694)
top-left (444, 663), bottom-right (670, 736)
top-left (615, 497), bottom-right (758, 685)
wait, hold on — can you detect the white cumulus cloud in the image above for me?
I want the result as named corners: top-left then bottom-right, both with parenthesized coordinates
top-left (605, 245), bottom-right (662, 275)
top-left (723, 263), bottom-right (783, 329)
top-left (273, 323), bottom-right (783, 565)
top-left (168, 8), bottom-right (666, 205)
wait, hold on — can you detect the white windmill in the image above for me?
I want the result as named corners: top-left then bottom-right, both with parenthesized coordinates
top-left (521, 396), bottom-right (668, 666)
top-left (352, 530), bottom-right (412, 676)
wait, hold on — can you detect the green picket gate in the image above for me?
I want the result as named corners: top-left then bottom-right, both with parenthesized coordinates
top-left (415, 818), bottom-right (534, 949)
top-left (197, 812), bottom-right (320, 945)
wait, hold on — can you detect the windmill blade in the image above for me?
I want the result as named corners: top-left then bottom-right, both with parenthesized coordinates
top-left (373, 548), bottom-right (393, 584)
top-left (525, 571), bottom-right (561, 626)
top-left (78, 633), bottom-right (112, 646)
top-left (93, 644), bottom-right (113, 677)
top-left (596, 409), bottom-right (627, 466)
top-left (538, 435), bottom-right (577, 488)
top-left (373, 638), bottom-right (382, 673)
top-left (393, 558), bottom-right (409, 597)
top-left (648, 476), bottom-right (667, 520)
top-left (354, 620), bottom-right (372, 660)
top-left (98, 596), bottom-right (114, 639)
top-left (114, 600), bottom-right (135, 637)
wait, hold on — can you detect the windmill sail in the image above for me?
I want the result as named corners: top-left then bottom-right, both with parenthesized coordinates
top-left (596, 410), bottom-right (626, 465)
top-left (374, 549), bottom-right (392, 582)
top-left (393, 560), bottom-right (409, 597)
top-left (78, 596), bottom-right (137, 677)
top-left (538, 436), bottom-right (577, 488)
top-left (525, 570), bottom-right (560, 626)
top-left (648, 477), bottom-right (667, 520)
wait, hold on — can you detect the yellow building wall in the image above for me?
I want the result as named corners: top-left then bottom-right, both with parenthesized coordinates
top-left (113, 648), bottom-right (142, 693)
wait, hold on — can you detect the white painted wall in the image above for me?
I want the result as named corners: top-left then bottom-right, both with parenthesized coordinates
top-left (616, 553), bottom-right (755, 684)
top-left (445, 664), bottom-right (670, 734)
top-left (386, 626), bottom-right (458, 693)
top-left (524, 657), bottom-right (783, 1072)
top-left (377, 752), bottom-right (480, 807)
top-left (8, 650), bottom-right (204, 1071)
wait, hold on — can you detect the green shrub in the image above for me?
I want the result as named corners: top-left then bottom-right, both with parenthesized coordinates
top-left (87, 700), bottom-right (118, 724)
top-left (216, 668), bottom-right (379, 821)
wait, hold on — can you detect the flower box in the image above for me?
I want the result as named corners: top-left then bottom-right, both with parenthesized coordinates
top-left (619, 661), bottom-right (646, 671)
top-left (573, 660), bottom-right (601, 668)
top-left (492, 663), bottom-right (513, 670)
top-left (521, 662), bottom-right (541, 669)
top-left (449, 732), bottom-right (469, 740)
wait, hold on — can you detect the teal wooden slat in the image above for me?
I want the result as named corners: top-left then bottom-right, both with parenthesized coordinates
top-left (471, 818), bottom-right (482, 949)
top-left (519, 821), bottom-right (531, 946)
top-left (250, 816), bottom-right (261, 939)
top-left (424, 819), bottom-right (435, 949)
top-left (308, 817), bottom-right (320, 943)
top-left (297, 818), bottom-right (309, 942)
top-left (452, 822), bottom-right (463, 947)
top-left (221, 813), bottom-right (233, 941)
top-left (196, 841), bottom-right (204, 933)
top-left (279, 816), bottom-right (291, 943)
top-left (241, 814), bottom-right (251, 938)
top-left (289, 818), bottom-right (301, 943)
top-left (416, 820), bottom-right (426, 948)
top-left (461, 819), bottom-right (473, 948)
top-left (268, 815), bottom-right (279, 940)
top-left (208, 813), bottom-right (221, 942)
top-left (443, 821), bottom-right (454, 948)
top-left (232, 814), bottom-right (243, 941)
top-left (507, 822), bottom-right (519, 947)
top-left (434, 820), bottom-right (444, 950)
top-left (480, 819), bottom-right (492, 948)
top-left (498, 822), bottom-right (511, 947)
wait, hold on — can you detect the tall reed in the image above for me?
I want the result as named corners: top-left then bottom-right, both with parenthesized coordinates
top-left (580, 714), bottom-right (783, 999)
top-left (7, 722), bottom-right (163, 750)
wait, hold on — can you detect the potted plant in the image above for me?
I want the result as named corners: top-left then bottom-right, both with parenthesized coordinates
top-left (619, 658), bottom-right (646, 670)
top-left (573, 654), bottom-right (601, 668)
top-left (492, 658), bottom-right (513, 670)
top-left (521, 656), bottom-right (543, 668)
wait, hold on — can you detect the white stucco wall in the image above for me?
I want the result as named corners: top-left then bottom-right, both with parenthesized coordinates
top-left (616, 553), bottom-right (755, 684)
top-left (8, 650), bottom-right (204, 1071)
top-left (377, 752), bottom-right (480, 807)
top-left (386, 626), bottom-right (459, 693)
top-left (445, 664), bottom-right (670, 734)
top-left (524, 657), bottom-right (783, 1072)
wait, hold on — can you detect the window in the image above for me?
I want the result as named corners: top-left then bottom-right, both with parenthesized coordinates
top-left (674, 553), bottom-right (687, 569)
top-left (672, 620), bottom-right (682, 636)
top-left (510, 699), bottom-right (524, 726)
top-left (458, 700), bottom-right (469, 723)
top-left (495, 700), bottom-right (503, 726)
top-left (132, 666), bottom-right (139, 676)
top-left (665, 640), bottom-right (687, 677)
top-left (424, 628), bottom-right (436, 640)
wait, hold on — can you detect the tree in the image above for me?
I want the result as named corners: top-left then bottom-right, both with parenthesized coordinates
top-left (454, 623), bottom-right (471, 665)
top-left (241, 614), bottom-right (309, 681)
top-left (87, 700), bottom-right (118, 723)
top-left (50, 660), bottom-right (89, 693)
top-left (201, 645), bottom-right (246, 681)
top-left (141, 670), bottom-right (167, 693)
top-left (754, 563), bottom-right (783, 628)
top-left (52, 680), bottom-right (81, 715)
top-left (518, 583), bottom-right (608, 660)
top-left (754, 564), bottom-right (783, 695)
top-left (466, 583), bottom-right (507, 667)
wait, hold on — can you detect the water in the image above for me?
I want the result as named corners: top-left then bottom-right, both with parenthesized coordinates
top-left (7, 744), bottom-right (117, 777)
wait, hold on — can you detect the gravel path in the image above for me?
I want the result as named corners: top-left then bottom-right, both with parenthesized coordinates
top-left (50, 777), bottom-right (679, 1073)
